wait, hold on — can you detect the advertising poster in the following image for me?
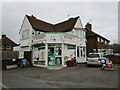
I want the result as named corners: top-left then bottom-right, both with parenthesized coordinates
top-left (64, 49), bottom-right (76, 61)
top-left (34, 50), bottom-right (45, 61)
top-left (19, 51), bottom-right (24, 59)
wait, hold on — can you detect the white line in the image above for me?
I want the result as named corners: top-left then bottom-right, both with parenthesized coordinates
top-left (0, 83), bottom-right (8, 89)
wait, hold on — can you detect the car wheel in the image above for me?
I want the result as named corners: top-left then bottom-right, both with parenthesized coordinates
top-left (87, 64), bottom-right (91, 67)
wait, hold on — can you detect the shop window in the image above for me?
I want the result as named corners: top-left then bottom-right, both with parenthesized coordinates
top-left (33, 46), bottom-right (45, 65)
top-left (48, 46), bottom-right (62, 66)
top-left (57, 47), bottom-right (61, 55)
top-left (48, 48), bottom-right (54, 56)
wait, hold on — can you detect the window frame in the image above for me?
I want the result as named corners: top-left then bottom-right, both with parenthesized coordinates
top-left (22, 30), bottom-right (29, 40)
top-left (6, 46), bottom-right (12, 49)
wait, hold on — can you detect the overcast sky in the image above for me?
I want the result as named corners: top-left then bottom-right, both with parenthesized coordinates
top-left (1, 1), bottom-right (118, 44)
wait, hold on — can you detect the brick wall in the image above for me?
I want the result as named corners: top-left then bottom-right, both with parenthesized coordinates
top-left (86, 36), bottom-right (97, 54)
top-left (108, 57), bottom-right (120, 63)
top-left (97, 42), bottom-right (110, 49)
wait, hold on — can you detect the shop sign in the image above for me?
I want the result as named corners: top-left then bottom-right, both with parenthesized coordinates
top-left (47, 34), bottom-right (61, 40)
top-left (48, 44), bottom-right (61, 47)
top-left (64, 36), bottom-right (72, 40)
top-left (33, 35), bottom-right (45, 42)
top-left (63, 34), bottom-right (74, 40)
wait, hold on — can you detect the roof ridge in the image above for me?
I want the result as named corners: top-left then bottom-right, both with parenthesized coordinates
top-left (26, 15), bottom-right (79, 32)
top-left (54, 16), bottom-right (79, 26)
top-left (86, 29), bottom-right (110, 41)
top-left (26, 15), bottom-right (54, 26)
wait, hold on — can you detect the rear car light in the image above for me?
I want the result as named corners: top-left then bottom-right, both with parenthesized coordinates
top-left (98, 58), bottom-right (101, 61)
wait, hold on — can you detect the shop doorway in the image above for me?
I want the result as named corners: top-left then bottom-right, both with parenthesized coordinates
top-left (48, 46), bottom-right (62, 66)
top-left (77, 46), bottom-right (86, 63)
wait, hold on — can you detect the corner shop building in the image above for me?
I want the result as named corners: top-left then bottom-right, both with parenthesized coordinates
top-left (18, 15), bottom-right (86, 67)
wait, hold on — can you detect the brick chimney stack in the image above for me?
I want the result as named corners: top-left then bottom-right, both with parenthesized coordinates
top-left (85, 22), bottom-right (92, 30)
top-left (2, 34), bottom-right (6, 38)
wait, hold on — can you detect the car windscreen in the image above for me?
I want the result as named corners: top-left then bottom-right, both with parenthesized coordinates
top-left (88, 54), bottom-right (99, 58)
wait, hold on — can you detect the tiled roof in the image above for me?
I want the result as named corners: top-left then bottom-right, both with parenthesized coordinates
top-left (26, 15), bottom-right (79, 32)
top-left (1, 35), bottom-right (17, 46)
top-left (86, 29), bottom-right (110, 42)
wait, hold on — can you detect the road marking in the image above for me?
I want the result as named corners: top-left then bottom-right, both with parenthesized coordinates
top-left (0, 83), bottom-right (8, 89)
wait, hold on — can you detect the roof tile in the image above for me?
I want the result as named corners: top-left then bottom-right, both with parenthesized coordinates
top-left (26, 15), bottom-right (79, 32)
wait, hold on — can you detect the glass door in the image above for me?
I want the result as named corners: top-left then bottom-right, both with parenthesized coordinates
top-left (54, 47), bottom-right (62, 65)
top-left (48, 46), bottom-right (62, 66)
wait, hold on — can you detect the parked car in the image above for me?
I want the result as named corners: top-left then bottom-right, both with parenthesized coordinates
top-left (87, 53), bottom-right (109, 66)
top-left (113, 53), bottom-right (120, 56)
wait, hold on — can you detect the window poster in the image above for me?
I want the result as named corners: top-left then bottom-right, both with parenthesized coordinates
top-left (34, 49), bottom-right (45, 61)
top-left (64, 49), bottom-right (76, 61)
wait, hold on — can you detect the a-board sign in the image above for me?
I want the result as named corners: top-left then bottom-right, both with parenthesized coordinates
top-left (19, 51), bottom-right (24, 59)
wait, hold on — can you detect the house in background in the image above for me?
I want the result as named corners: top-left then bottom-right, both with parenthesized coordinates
top-left (16, 15), bottom-right (87, 68)
top-left (85, 22), bottom-right (113, 55)
top-left (0, 34), bottom-right (17, 51)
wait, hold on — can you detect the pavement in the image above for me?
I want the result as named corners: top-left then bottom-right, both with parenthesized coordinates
top-left (2, 64), bottom-right (119, 89)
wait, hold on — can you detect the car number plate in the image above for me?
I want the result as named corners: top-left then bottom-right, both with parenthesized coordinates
top-left (91, 60), bottom-right (95, 62)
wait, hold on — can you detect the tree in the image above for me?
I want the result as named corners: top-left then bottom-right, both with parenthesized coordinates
top-left (110, 43), bottom-right (120, 53)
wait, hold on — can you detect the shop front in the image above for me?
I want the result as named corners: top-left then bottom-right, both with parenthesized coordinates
top-left (32, 43), bottom-right (63, 67)
top-left (32, 43), bottom-right (78, 67)
top-left (32, 32), bottom-right (86, 68)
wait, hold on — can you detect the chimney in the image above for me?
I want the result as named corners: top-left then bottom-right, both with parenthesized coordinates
top-left (2, 34), bottom-right (6, 38)
top-left (31, 15), bottom-right (36, 19)
top-left (85, 22), bottom-right (92, 30)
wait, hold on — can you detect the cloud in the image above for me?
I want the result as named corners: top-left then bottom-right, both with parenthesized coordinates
top-left (2, 2), bottom-right (118, 44)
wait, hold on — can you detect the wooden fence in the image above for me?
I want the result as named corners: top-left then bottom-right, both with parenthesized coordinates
top-left (1, 51), bottom-right (32, 69)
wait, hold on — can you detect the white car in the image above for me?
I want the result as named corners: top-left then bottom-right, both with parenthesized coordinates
top-left (87, 53), bottom-right (109, 66)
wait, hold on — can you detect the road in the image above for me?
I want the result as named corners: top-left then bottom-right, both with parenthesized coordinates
top-left (2, 64), bottom-right (119, 89)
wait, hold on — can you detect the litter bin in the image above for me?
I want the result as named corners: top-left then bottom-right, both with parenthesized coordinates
top-left (73, 60), bottom-right (77, 66)
top-left (21, 59), bottom-right (27, 67)
top-left (67, 60), bottom-right (73, 67)
top-left (67, 60), bottom-right (76, 67)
